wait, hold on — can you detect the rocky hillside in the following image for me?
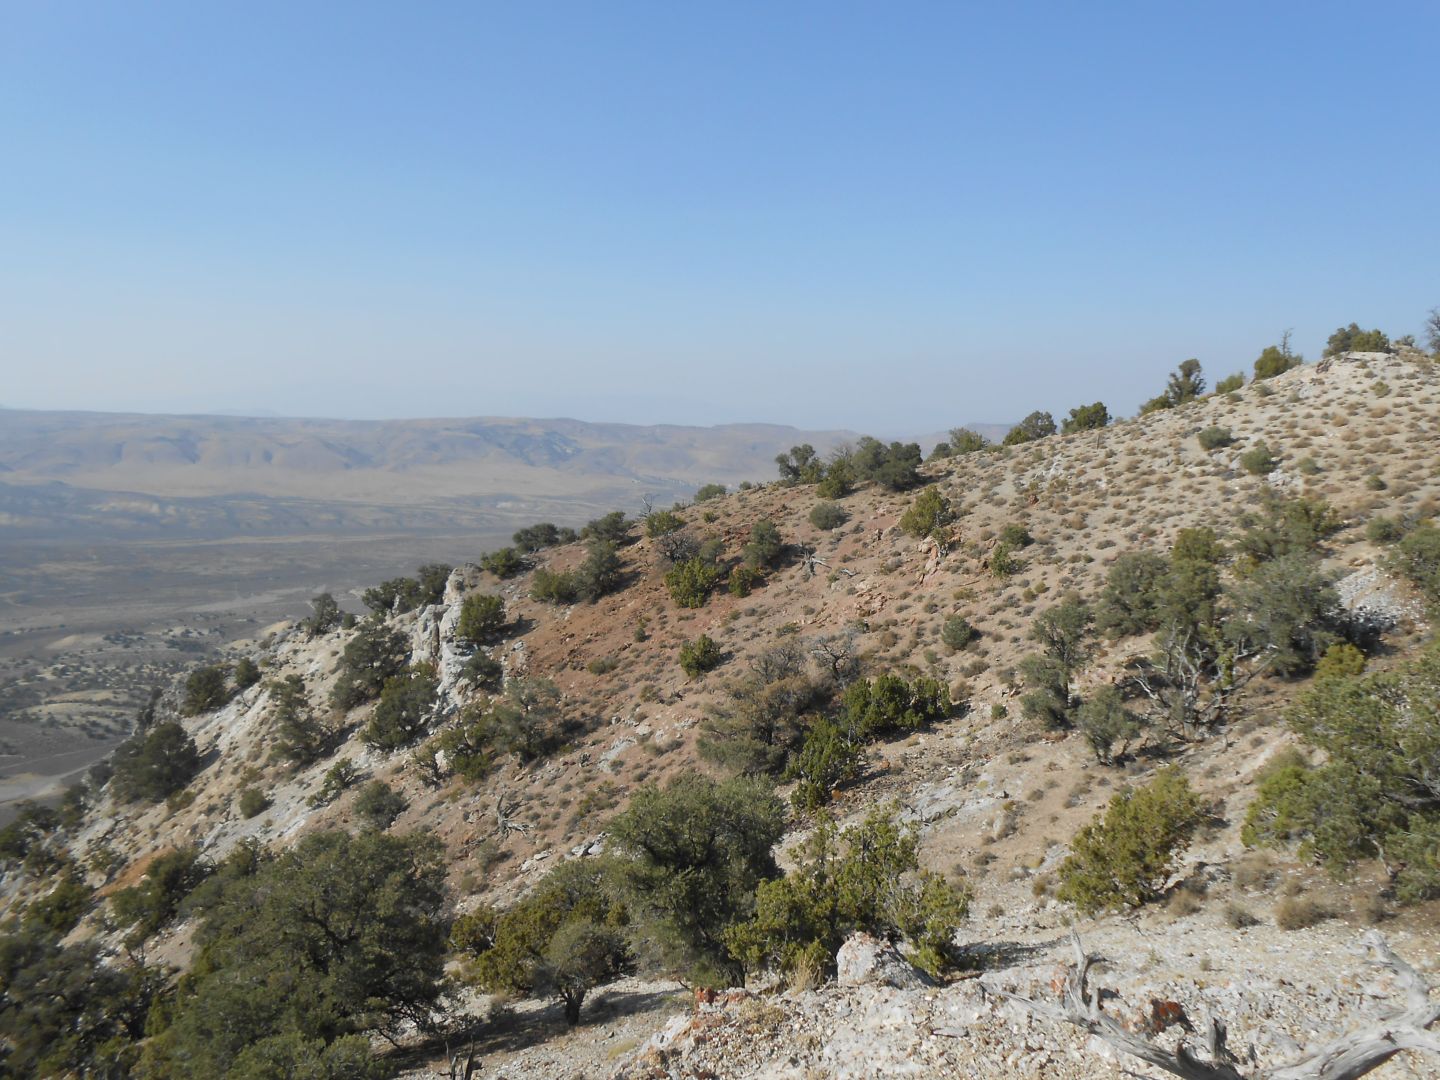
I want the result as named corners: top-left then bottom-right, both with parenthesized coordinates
top-left (4, 349), bottom-right (1439, 1079)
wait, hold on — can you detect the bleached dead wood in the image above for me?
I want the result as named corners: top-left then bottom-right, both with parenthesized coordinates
top-left (1002, 932), bottom-right (1440, 1080)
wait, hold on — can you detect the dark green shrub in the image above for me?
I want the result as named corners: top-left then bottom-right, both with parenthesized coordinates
top-left (1226, 555), bottom-right (1341, 676)
top-left (608, 773), bottom-right (785, 987)
top-left (1073, 686), bottom-right (1144, 765)
top-left (1240, 441), bottom-right (1279, 476)
top-left (0, 803), bottom-right (59, 868)
top-left (899, 489), bottom-right (953, 539)
top-left (575, 539), bottom-right (623, 601)
top-left (23, 873), bottom-right (92, 935)
top-left (784, 718), bottom-right (861, 812)
top-left (1095, 551), bottom-right (1168, 637)
top-left (998, 522), bottom-right (1033, 548)
top-left (1166, 358), bottom-right (1205, 404)
top-left (1314, 642), bottom-right (1366, 682)
top-left (679, 635), bottom-right (722, 678)
top-left (481, 546), bottom-right (526, 578)
top-left (467, 860), bottom-right (628, 1026)
top-left (513, 522), bottom-right (576, 552)
top-left (1019, 655), bottom-right (1069, 729)
top-left (361, 564), bottom-right (451, 615)
top-left (646, 510), bottom-right (685, 537)
top-left (851, 437), bottom-right (923, 490)
top-left (467, 678), bottom-right (566, 764)
top-left (269, 675), bottom-right (328, 767)
top-left (1002, 411), bottom-right (1056, 445)
top-left (303, 592), bottom-right (342, 638)
top-left (449, 905), bottom-right (498, 957)
top-left (112, 721), bottom-right (200, 804)
top-left (531, 566), bottom-right (581, 604)
top-left (1243, 645), bottom-right (1440, 902)
top-left (1196, 426), bottom-right (1233, 450)
top-left (160, 831), bottom-right (446, 1076)
top-left (697, 652), bottom-right (820, 775)
top-left (237, 787), bottom-right (270, 819)
top-left (1323, 323), bottom-right (1390, 357)
top-left (694, 483), bottom-right (727, 503)
top-left (581, 511), bottom-right (630, 545)
top-left (1056, 767), bottom-right (1203, 911)
top-left (463, 651), bottom-right (504, 690)
top-left (742, 519), bottom-right (784, 568)
top-left (0, 927), bottom-right (164, 1077)
top-left (362, 668), bottom-right (438, 751)
top-left (666, 557), bottom-right (722, 607)
top-left (1366, 516), bottom-right (1405, 544)
top-left (726, 808), bottom-right (969, 979)
top-left (840, 674), bottom-right (949, 739)
top-left (183, 664), bottom-right (231, 716)
top-left (1254, 340), bottom-right (1302, 379)
top-left (331, 623), bottom-right (410, 711)
top-left (940, 615), bottom-right (977, 651)
top-left (1022, 593), bottom-right (1094, 719)
top-left (809, 501), bottom-right (848, 531)
top-left (352, 780), bottom-right (407, 831)
top-left (1391, 522), bottom-right (1440, 608)
top-left (1233, 492), bottom-right (1342, 566)
top-left (456, 594), bottom-right (506, 645)
top-left (1215, 372), bottom-right (1245, 394)
top-left (309, 758), bottom-right (360, 807)
top-left (233, 657), bottom-right (262, 692)
top-left (728, 565), bottom-right (761, 597)
top-left (989, 541), bottom-right (1022, 576)
top-left (435, 712), bottom-right (495, 782)
top-left (110, 846), bottom-right (210, 943)
top-left (947, 427), bottom-right (989, 454)
top-left (1061, 402), bottom-right (1109, 433)
top-left (776, 444), bottom-right (824, 485)
top-left (815, 457), bottom-right (855, 498)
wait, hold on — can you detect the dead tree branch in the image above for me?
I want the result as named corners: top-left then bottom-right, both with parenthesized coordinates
top-left (494, 790), bottom-right (532, 836)
top-left (1002, 932), bottom-right (1440, 1080)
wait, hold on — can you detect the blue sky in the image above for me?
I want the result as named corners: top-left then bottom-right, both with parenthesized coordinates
top-left (2, 2), bottom-right (1437, 432)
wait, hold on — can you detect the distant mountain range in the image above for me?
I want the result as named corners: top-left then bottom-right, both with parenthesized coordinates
top-left (0, 408), bottom-right (1005, 541)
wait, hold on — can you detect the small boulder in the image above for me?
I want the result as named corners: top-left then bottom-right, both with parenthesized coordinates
top-left (835, 932), bottom-right (934, 989)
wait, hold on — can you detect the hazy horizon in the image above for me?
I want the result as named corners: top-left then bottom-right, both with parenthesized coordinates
top-left (4, 3), bottom-right (1438, 431)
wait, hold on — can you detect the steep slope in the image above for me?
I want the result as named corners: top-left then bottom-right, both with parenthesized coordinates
top-left (6, 349), bottom-right (1440, 1078)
